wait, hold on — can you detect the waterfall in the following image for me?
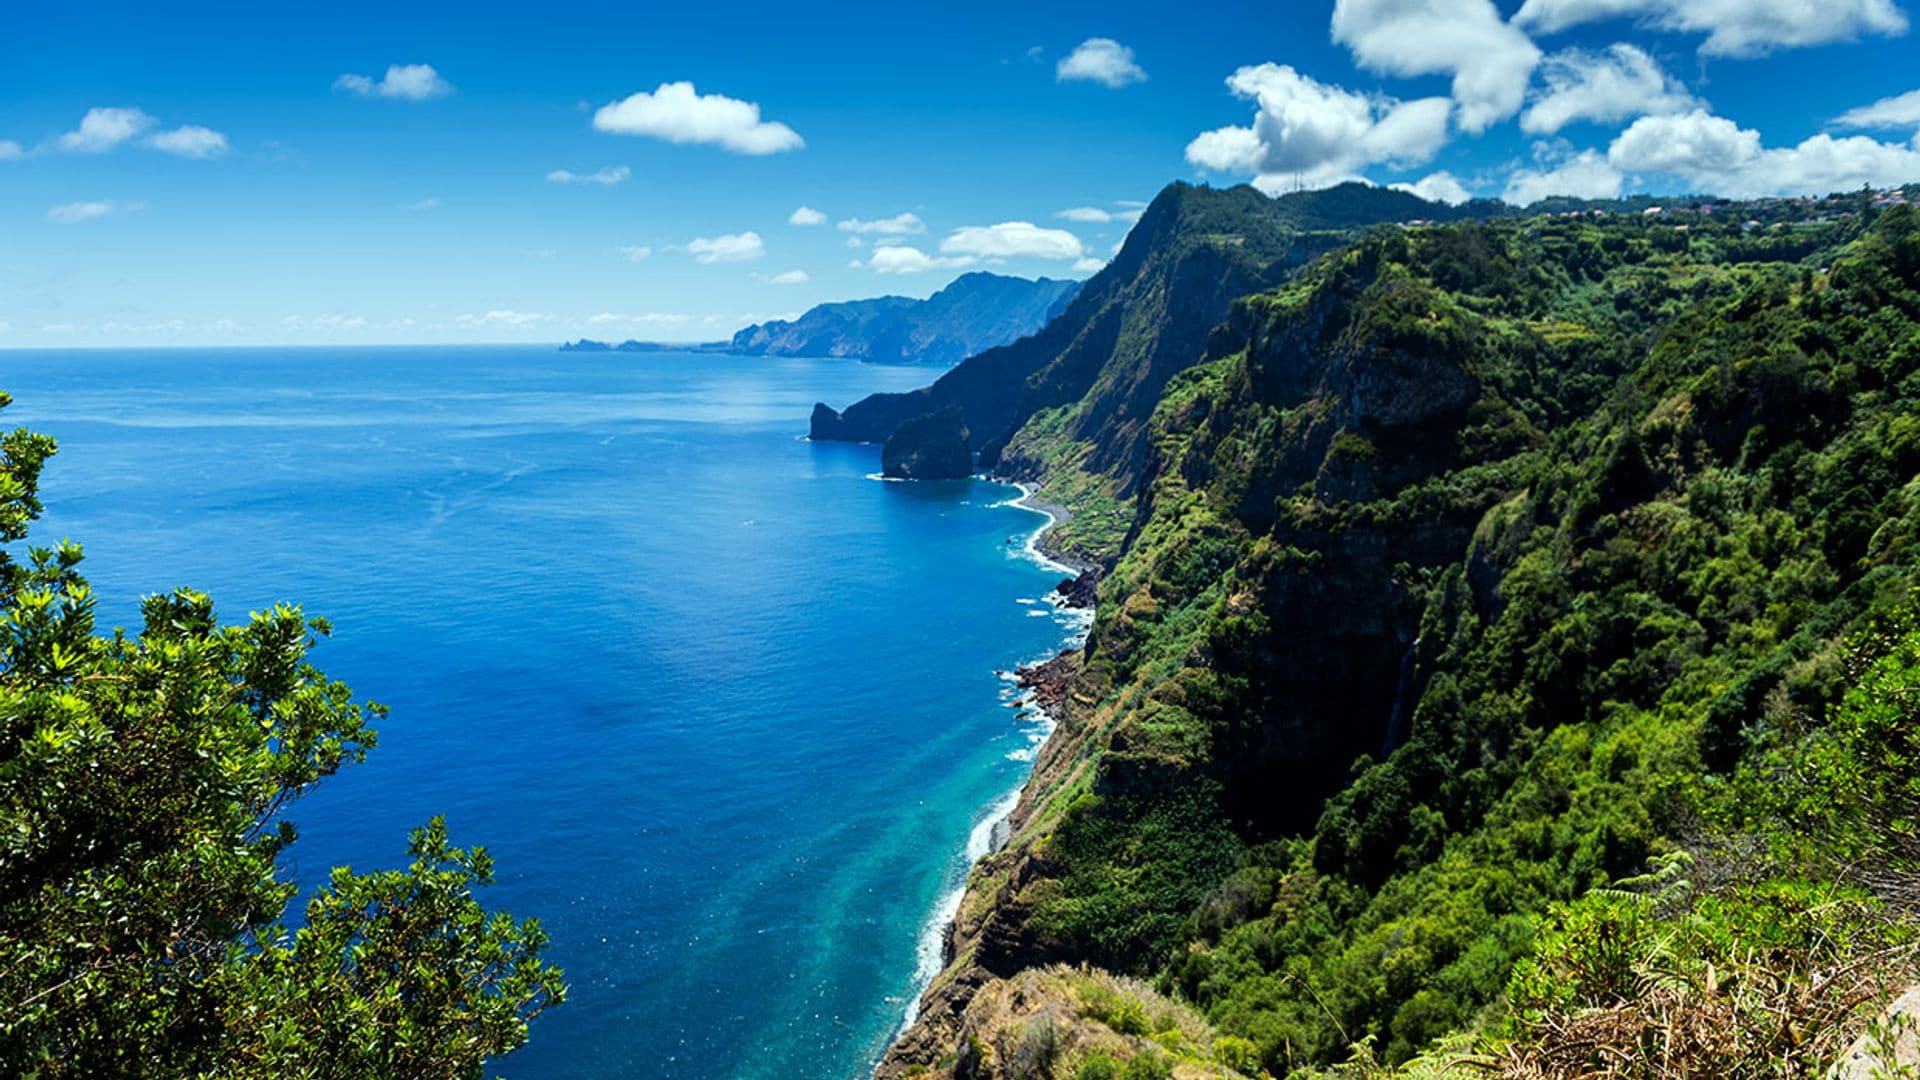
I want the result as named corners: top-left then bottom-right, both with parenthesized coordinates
top-left (1380, 638), bottom-right (1419, 757)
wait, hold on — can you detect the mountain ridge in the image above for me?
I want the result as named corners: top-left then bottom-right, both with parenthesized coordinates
top-left (875, 186), bottom-right (1920, 1078)
top-left (561, 271), bottom-right (1079, 364)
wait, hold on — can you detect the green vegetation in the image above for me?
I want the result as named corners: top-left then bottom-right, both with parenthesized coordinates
top-left (913, 197), bottom-right (1920, 1077)
top-left (0, 393), bottom-right (562, 1078)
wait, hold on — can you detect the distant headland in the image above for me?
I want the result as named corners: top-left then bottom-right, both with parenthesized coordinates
top-left (561, 271), bottom-right (1080, 364)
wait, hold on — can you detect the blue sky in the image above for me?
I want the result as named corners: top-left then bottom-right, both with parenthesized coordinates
top-left (5, 0), bottom-right (1920, 348)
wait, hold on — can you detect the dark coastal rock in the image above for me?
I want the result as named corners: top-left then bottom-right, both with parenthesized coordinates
top-left (881, 407), bottom-right (972, 480)
top-left (1052, 569), bottom-right (1100, 609)
top-left (1015, 650), bottom-right (1077, 715)
top-left (808, 402), bottom-right (860, 442)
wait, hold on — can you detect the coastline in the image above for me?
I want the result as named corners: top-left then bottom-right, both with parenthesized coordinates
top-left (1003, 480), bottom-right (1101, 577)
top-left (885, 477), bottom-right (1092, 1063)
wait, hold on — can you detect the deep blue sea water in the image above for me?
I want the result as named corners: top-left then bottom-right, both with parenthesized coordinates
top-left (0, 346), bottom-right (1081, 1079)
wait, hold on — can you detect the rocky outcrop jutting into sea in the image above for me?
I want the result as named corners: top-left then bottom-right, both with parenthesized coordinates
top-left (881, 407), bottom-right (972, 480)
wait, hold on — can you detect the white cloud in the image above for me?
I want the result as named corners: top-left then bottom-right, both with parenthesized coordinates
top-left (837, 212), bottom-right (926, 235)
top-left (47, 198), bottom-right (138, 224)
top-left (765, 269), bottom-right (810, 285)
top-left (410, 196), bottom-right (442, 210)
top-left (1071, 257), bottom-right (1107, 273)
top-left (686, 231), bottom-right (766, 263)
top-left (940, 221), bottom-right (1085, 261)
top-left (1609, 110), bottom-right (1758, 176)
top-left (0, 140), bottom-right (20, 161)
top-left (335, 64), bottom-right (454, 101)
top-left (1834, 88), bottom-right (1920, 131)
top-left (291, 313), bottom-right (368, 330)
top-left (56, 108), bottom-right (228, 158)
top-left (1055, 205), bottom-right (1147, 224)
top-left (457, 310), bottom-right (551, 327)
top-left (1331, 0), bottom-right (1542, 132)
top-left (863, 246), bottom-right (977, 274)
top-left (1056, 38), bottom-right (1147, 88)
top-left (143, 124), bottom-right (229, 158)
top-left (1521, 44), bottom-right (1699, 134)
top-left (1057, 206), bottom-right (1116, 222)
top-left (59, 107), bottom-right (154, 152)
top-left (1186, 125), bottom-right (1267, 173)
top-left (1503, 148), bottom-right (1624, 203)
top-left (788, 205), bottom-right (827, 226)
top-left (1514, 0), bottom-right (1908, 58)
top-left (1186, 64), bottom-right (1452, 190)
top-left (588, 312), bottom-right (690, 327)
top-left (621, 244), bottom-right (653, 261)
top-left (547, 165), bottom-right (630, 186)
top-left (1608, 108), bottom-right (1920, 197)
top-left (592, 82), bottom-right (802, 155)
top-left (845, 236), bottom-right (865, 248)
top-left (1392, 171), bottom-right (1474, 204)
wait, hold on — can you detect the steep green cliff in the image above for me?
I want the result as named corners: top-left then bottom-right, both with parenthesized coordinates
top-left (802, 183), bottom-right (1474, 495)
top-left (883, 196), bottom-right (1920, 1078)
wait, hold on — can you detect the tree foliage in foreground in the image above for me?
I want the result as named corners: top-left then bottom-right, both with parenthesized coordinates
top-left (0, 391), bottom-right (564, 1078)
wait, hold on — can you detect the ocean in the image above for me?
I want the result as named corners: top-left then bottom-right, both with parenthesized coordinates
top-left (0, 345), bottom-right (1083, 1079)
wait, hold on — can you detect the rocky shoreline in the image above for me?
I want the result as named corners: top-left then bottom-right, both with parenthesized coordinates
top-left (876, 489), bottom-right (1104, 1079)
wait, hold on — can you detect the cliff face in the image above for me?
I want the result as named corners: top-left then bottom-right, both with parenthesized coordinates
top-left (881, 406), bottom-right (972, 479)
top-left (809, 183), bottom-right (1477, 475)
top-left (731, 273), bottom-right (1079, 365)
top-left (880, 202), bottom-right (1920, 1077)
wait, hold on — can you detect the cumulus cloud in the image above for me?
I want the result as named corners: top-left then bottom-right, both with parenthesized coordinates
top-left (1331, 0), bottom-right (1542, 132)
top-left (56, 108), bottom-right (227, 158)
top-left (1056, 39), bottom-right (1147, 87)
top-left (547, 165), bottom-right (630, 185)
top-left (1503, 148), bottom-right (1624, 204)
top-left (788, 205), bottom-right (827, 226)
top-left (1391, 171), bottom-right (1474, 204)
top-left (144, 124), bottom-right (229, 158)
top-left (592, 82), bottom-right (802, 155)
top-left (1521, 44), bottom-right (1699, 134)
top-left (47, 198), bottom-right (141, 224)
top-left (1056, 205), bottom-right (1147, 224)
top-left (686, 231), bottom-right (766, 263)
top-left (764, 269), bottom-right (810, 285)
top-left (1186, 125), bottom-right (1267, 173)
top-left (335, 64), bottom-right (454, 100)
top-left (1514, 0), bottom-right (1908, 57)
top-left (862, 246), bottom-right (977, 274)
top-left (59, 107), bottom-right (154, 152)
top-left (1834, 88), bottom-right (1920, 131)
top-left (1185, 64), bottom-right (1452, 190)
top-left (1608, 108), bottom-right (1920, 197)
top-left (1057, 206), bottom-right (1115, 222)
top-left (837, 212), bottom-right (926, 235)
top-left (940, 222), bottom-right (1086, 261)
top-left (1071, 257), bottom-right (1107, 273)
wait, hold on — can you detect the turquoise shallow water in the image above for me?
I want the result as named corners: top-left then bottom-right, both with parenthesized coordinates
top-left (0, 346), bottom-right (1080, 1079)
